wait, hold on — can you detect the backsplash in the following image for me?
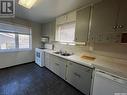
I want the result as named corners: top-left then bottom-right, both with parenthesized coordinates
top-left (93, 43), bottom-right (127, 60)
top-left (52, 42), bottom-right (127, 61)
top-left (53, 43), bottom-right (89, 54)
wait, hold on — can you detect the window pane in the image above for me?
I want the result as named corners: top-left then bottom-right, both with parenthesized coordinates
top-left (19, 34), bottom-right (30, 49)
top-left (0, 32), bottom-right (15, 49)
top-left (57, 22), bottom-right (75, 42)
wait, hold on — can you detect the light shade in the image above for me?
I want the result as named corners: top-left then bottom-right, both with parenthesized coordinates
top-left (18, 0), bottom-right (37, 9)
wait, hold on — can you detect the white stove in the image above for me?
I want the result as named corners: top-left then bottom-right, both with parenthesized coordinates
top-left (35, 48), bottom-right (45, 67)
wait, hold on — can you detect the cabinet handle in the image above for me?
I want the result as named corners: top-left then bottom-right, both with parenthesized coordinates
top-left (118, 25), bottom-right (124, 29)
top-left (74, 72), bottom-right (81, 78)
top-left (86, 69), bottom-right (91, 72)
top-left (75, 37), bottom-right (77, 41)
top-left (55, 63), bottom-right (59, 66)
top-left (69, 62), bottom-right (72, 65)
top-left (66, 15), bottom-right (68, 20)
top-left (113, 25), bottom-right (118, 29)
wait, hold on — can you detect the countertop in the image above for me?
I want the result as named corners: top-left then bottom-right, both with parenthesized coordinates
top-left (43, 49), bottom-right (127, 80)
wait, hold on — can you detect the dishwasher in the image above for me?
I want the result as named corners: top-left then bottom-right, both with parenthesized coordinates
top-left (92, 70), bottom-right (127, 95)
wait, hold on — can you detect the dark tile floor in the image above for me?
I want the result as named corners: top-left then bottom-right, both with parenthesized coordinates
top-left (0, 63), bottom-right (85, 95)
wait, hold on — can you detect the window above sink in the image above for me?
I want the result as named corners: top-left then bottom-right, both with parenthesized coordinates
top-left (55, 22), bottom-right (76, 43)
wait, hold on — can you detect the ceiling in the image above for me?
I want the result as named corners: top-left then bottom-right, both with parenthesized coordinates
top-left (16, 0), bottom-right (94, 23)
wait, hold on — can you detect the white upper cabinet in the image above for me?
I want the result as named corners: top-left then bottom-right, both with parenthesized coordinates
top-left (91, 0), bottom-right (118, 34)
top-left (56, 11), bottom-right (76, 25)
top-left (90, 0), bottom-right (119, 43)
top-left (117, 0), bottom-right (127, 32)
top-left (56, 15), bottom-right (67, 25)
top-left (66, 11), bottom-right (76, 23)
top-left (75, 6), bottom-right (91, 42)
top-left (42, 21), bottom-right (56, 42)
top-left (90, 0), bottom-right (127, 43)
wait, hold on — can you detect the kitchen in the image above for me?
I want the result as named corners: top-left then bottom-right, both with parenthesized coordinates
top-left (0, 0), bottom-right (127, 95)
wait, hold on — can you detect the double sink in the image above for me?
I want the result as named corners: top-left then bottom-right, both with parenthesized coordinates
top-left (53, 51), bottom-right (73, 56)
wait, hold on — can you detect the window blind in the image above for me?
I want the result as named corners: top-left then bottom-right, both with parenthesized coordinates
top-left (0, 23), bottom-right (31, 35)
top-left (56, 22), bottom-right (75, 42)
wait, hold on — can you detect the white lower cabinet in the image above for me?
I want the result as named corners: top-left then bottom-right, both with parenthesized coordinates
top-left (44, 53), bottom-right (93, 95)
top-left (66, 61), bottom-right (93, 95)
top-left (44, 53), bottom-right (127, 95)
top-left (45, 53), bottom-right (67, 79)
top-left (50, 55), bottom-right (67, 80)
top-left (44, 53), bottom-right (51, 69)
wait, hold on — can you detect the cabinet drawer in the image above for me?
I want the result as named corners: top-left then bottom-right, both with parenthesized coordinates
top-left (68, 61), bottom-right (93, 73)
top-left (50, 55), bottom-right (67, 80)
top-left (51, 55), bottom-right (68, 64)
top-left (44, 53), bottom-right (51, 69)
top-left (66, 61), bottom-right (93, 95)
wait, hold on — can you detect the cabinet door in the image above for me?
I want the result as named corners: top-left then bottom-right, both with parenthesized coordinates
top-left (56, 15), bottom-right (67, 25)
top-left (66, 61), bottom-right (93, 95)
top-left (57, 57), bottom-right (67, 80)
top-left (56, 11), bottom-right (76, 25)
top-left (42, 23), bottom-right (50, 36)
top-left (67, 11), bottom-right (76, 23)
top-left (42, 21), bottom-right (56, 42)
top-left (49, 21), bottom-right (56, 42)
top-left (50, 55), bottom-right (67, 80)
top-left (75, 6), bottom-right (91, 42)
top-left (44, 53), bottom-right (51, 69)
top-left (90, 0), bottom-right (119, 43)
top-left (117, 0), bottom-right (127, 32)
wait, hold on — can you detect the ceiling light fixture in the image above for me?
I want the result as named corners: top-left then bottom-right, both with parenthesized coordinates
top-left (18, 0), bottom-right (37, 9)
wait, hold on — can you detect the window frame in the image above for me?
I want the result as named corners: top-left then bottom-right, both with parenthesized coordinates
top-left (0, 24), bottom-right (32, 52)
top-left (18, 33), bottom-right (32, 49)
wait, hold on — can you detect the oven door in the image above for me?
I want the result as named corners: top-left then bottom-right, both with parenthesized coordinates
top-left (35, 51), bottom-right (41, 65)
top-left (36, 52), bottom-right (40, 58)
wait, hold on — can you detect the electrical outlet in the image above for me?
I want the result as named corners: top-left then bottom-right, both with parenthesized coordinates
top-left (89, 46), bottom-right (94, 51)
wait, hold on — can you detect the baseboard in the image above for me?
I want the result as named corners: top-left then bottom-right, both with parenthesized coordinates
top-left (0, 61), bottom-right (35, 70)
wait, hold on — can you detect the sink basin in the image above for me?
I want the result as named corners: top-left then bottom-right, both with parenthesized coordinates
top-left (53, 51), bottom-right (73, 56)
top-left (61, 53), bottom-right (72, 56)
top-left (54, 51), bottom-right (61, 54)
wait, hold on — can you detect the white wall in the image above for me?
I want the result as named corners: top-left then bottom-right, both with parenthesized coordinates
top-left (0, 18), bottom-right (42, 69)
